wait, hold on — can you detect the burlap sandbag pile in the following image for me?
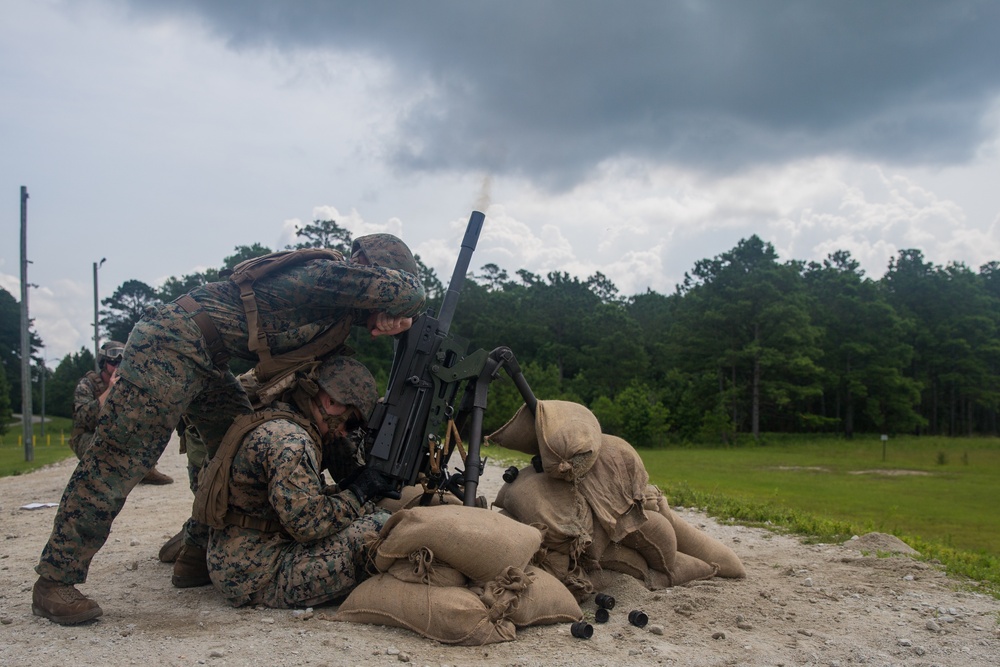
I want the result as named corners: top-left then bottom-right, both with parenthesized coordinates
top-left (333, 504), bottom-right (583, 645)
top-left (489, 400), bottom-right (745, 595)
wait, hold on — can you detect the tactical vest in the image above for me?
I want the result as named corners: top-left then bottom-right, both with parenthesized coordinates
top-left (191, 408), bottom-right (321, 533)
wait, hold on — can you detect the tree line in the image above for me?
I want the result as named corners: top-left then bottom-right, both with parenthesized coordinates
top-left (4, 220), bottom-right (999, 446)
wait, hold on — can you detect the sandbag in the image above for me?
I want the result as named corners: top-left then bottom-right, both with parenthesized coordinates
top-left (486, 403), bottom-right (539, 455)
top-left (621, 510), bottom-right (677, 573)
top-left (386, 547), bottom-right (469, 587)
top-left (581, 513), bottom-right (611, 569)
top-left (493, 466), bottom-right (593, 556)
top-left (531, 548), bottom-right (571, 580)
top-left (598, 543), bottom-right (670, 590)
top-left (478, 566), bottom-right (582, 627)
top-left (373, 505), bottom-right (543, 583)
top-left (670, 551), bottom-right (720, 585)
top-left (529, 548), bottom-right (594, 603)
top-left (642, 483), bottom-right (668, 513)
top-left (666, 509), bottom-right (746, 578)
top-left (536, 400), bottom-right (602, 481)
top-left (333, 574), bottom-right (516, 645)
top-left (598, 542), bottom-right (647, 581)
top-left (600, 541), bottom-right (716, 590)
top-left (578, 434), bottom-right (649, 542)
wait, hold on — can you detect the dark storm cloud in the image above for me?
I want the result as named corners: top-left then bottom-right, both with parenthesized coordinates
top-left (119, 0), bottom-right (1000, 187)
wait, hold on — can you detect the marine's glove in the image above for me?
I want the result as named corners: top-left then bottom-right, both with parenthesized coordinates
top-left (346, 467), bottom-right (398, 505)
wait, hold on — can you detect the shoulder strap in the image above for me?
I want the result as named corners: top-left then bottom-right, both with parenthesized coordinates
top-left (255, 322), bottom-right (355, 382)
top-left (192, 408), bottom-right (321, 530)
top-left (226, 249), bottom-right (344, 376)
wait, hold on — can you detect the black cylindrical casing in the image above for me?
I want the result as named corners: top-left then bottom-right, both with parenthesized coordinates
top-left (628, 610), bottom-right (648, 628)
top-left (594, 607), bottom-right (610, 623)
top-left (531, 455), bottom-right (543, 473)
top-left (502, 466), bottom-right (519, 483)
top-left (595, 593), bottom-right (616, 610)
top-left (571, 621), bottom-right (594, 639)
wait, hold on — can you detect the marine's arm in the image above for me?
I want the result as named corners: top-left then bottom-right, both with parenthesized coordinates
top-left (309, 261), bottom-right (427, 320)
top-left (258, 422), bottom-right (371, 543)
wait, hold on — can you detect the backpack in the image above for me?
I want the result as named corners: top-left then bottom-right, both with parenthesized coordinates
top-left (224, 248), bottom-right (353, 384)
top-left (192, 408), bottom-right (321, 531)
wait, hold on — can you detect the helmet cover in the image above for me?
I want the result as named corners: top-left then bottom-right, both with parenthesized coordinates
top-left (351, 233), bottom-right (419, 277)
top-left (315, 356), bottom-right (378, 419)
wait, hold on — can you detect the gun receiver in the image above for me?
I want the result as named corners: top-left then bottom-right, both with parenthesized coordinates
top-left (362, 211), bottom-right (537, 506)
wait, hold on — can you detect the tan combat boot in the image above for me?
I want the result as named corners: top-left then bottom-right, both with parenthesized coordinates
top-left (158, 529), bottom-right (185, 563)
top-left (141, 467), bottom-right (174, 485)
top-left (32, 577), bottom-right (103, 625)
top-left (172, 544), bottom-right (211, 588)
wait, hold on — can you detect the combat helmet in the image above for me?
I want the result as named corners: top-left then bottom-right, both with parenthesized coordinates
top-left (351, 233), bottom-right (419, 277)
top-left (315, 356), bottom-right (378, 420)
top-left (98, 340), bottom-right (126, 368)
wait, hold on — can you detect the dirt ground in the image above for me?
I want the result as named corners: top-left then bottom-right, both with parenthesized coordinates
top-left (2, 435), bottom-right (998, 667)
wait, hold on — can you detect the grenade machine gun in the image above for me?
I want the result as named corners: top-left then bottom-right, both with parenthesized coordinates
top-left (361, 211), bottom-right (536, 506)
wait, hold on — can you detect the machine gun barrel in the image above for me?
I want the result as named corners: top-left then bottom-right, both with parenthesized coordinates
top-left (362, 211), bottom-right (486, 494)
top-left (437, 210), bottom-right (484, 335)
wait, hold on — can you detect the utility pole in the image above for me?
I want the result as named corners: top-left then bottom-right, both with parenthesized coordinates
top-left (20, 186), bottom-right (33, 462)
top-left (93, 257), bottom-right (105, 372)
top-left (40, 358), bottom-right (46, 439)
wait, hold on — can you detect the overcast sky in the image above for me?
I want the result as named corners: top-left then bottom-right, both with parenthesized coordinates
top-left (3, 0), bottom-right (1000, 366)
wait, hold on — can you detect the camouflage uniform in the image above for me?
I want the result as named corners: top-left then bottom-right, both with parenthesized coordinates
top-left (207, 404), bottom-right (388, 608)
top-left (67, 371), bottom-right (109, 459)
top-left (36, 256), bottom-right (424, 586)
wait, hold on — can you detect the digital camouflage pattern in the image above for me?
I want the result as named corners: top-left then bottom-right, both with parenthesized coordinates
top-left (68, 371), bottom-right (108, 459)
top-left (351, 233), bottom-right (420, 277)
top-left (207, 407), bottom-right (388, 608)
top-left (37, 256), bottom-right (424, 586)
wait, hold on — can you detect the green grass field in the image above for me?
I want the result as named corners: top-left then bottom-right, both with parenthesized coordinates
top-left (0, 417), bottom-right (76, 476)
top-left (641, 435), bottom-right (999, 555)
